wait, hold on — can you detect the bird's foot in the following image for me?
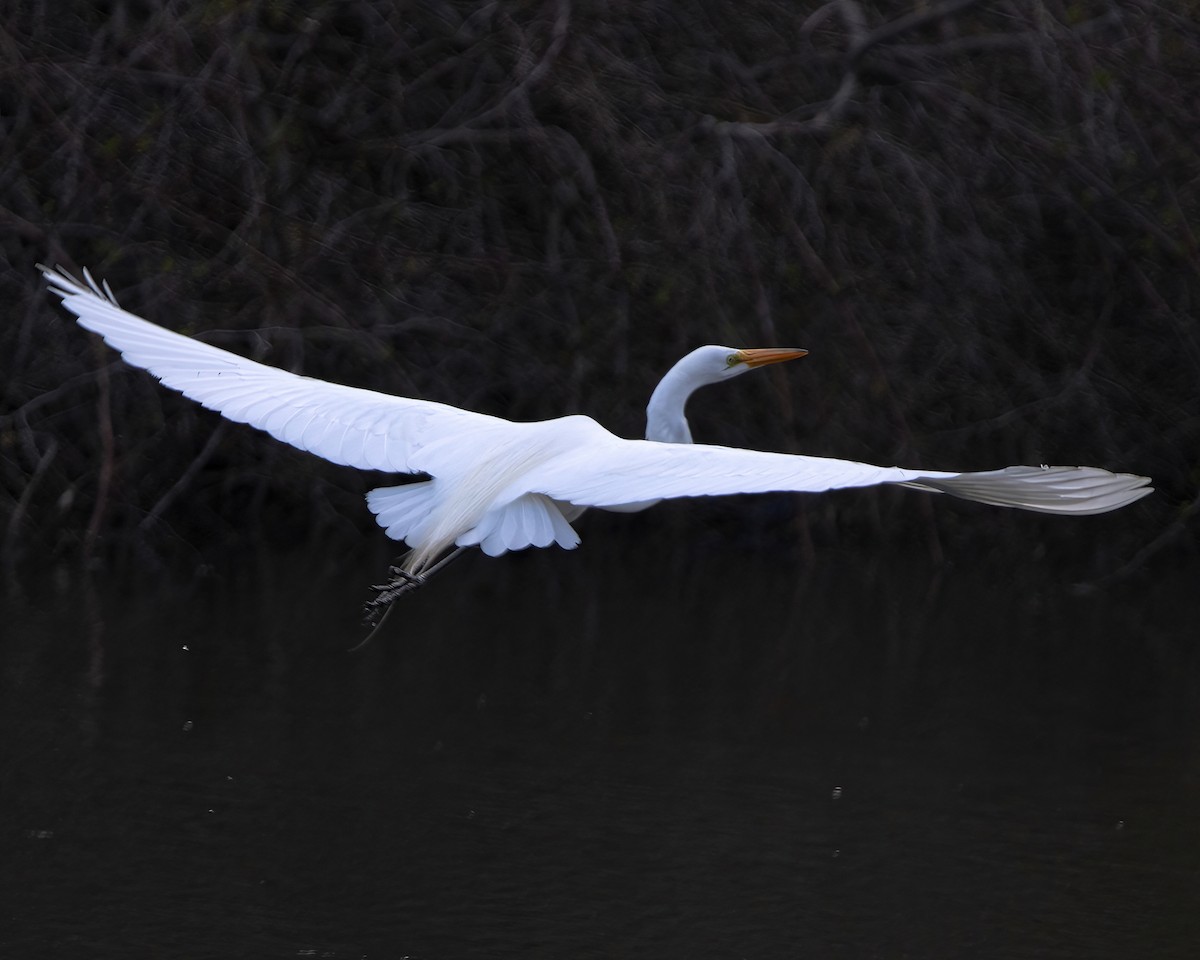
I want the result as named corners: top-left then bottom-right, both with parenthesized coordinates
top-left (364, 569), bottom-right (427, 623)
top-left (354, 548), bottom-right (467, 648)
top-left (370, 566), bottom-right (425, 592)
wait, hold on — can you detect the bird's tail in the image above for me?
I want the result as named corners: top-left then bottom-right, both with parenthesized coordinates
top-left (899, 465), bottom-right (1152, 515)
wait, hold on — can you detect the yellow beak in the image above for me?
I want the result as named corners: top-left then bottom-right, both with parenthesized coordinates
top-left (735, 347), bottom-right (809, 368)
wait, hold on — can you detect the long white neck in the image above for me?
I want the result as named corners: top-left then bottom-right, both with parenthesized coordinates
top-left (645, 350), bottom-right (721, 444)
top-left (645, 376), bottom-right (693, 442)
top-left (607, 348), bottom-right (731, 515)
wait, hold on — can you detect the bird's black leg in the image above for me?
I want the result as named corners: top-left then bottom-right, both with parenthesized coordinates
top-left (354, 548), bottom-right (469, 648)
top-left (371, 565), bottom-right (426, 592)
top-left (364, 564), bottom-right (427, 620)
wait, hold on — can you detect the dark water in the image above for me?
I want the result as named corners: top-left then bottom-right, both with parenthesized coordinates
top-left (3, 538), bottom-right (1198, 958)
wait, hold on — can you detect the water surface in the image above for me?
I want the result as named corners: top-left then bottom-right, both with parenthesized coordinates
top-left (3, 542), bottom-right (1197, 957)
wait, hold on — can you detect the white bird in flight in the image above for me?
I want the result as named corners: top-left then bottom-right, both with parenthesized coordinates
top-left (43, 266), bottom-right (1151, 594)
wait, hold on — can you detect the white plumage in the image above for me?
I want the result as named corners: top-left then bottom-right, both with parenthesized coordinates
top-left (42, 265), bottom-right (1152, 574)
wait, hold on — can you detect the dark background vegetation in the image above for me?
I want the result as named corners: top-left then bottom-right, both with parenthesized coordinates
top-left (2, 0), bottom-right (1197, 586)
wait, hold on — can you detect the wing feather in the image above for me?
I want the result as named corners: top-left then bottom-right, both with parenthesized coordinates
top-left (43, 265), bottom-right (503, 475)
top-left (528, 438), bottom-right (1151, 516)
top-left (903, 465), bottom-right (1153, 515)
top-left (527, 438), bottom-right (955, 505)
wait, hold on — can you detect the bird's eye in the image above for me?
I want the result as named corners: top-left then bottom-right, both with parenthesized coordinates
top-left (726, 353), bottom-right (741, 367)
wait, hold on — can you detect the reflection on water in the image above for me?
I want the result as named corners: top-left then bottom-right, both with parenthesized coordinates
top-left (2, 538), bottom-right (1198, 957)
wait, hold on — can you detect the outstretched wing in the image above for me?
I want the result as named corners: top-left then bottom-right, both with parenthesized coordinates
top-left (527, 436), bottom-right (1152, 516)
top-left (42, 266), bottom-right (505, 475)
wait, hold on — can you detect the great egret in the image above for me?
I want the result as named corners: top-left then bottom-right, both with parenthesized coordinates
top-left (43, 266), bottom-right (1151, 591)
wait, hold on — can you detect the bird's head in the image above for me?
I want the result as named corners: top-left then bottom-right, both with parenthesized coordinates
top-left (645, 344), bottom-right (808, 443)
top-left (693, 344), bottom-right (810, 384)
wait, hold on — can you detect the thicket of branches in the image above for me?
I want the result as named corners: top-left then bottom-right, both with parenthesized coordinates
top-left (2, 0), bottom-right (1197, 582)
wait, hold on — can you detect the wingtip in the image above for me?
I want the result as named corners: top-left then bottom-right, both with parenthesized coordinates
top-left (39, 263), bottom-right (121, 307)
top-left (913, 464), bottom-right (1154, 516)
